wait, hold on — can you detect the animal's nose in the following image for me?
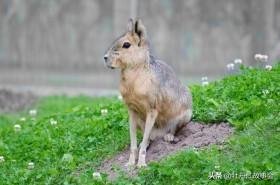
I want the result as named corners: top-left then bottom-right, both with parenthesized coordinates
top-left (104, 55), bottom-right (108, 61)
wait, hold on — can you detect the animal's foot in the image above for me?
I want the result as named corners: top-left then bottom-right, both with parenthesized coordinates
top-left (164, 133), bottom-right (179, 143)
top-left (125, 161), bottom-right (135, 169)
top-left (137, 162), bottom-right (147, 168)
top-left (164, 133), bottom-right (175, 142)
top-left (125, 158), bottom-right (136, 167)
top-left (125, 150), bottom-right (137, 167)
top-left (137, 152), bottom-right (147, 168)
top-left (137, 159), bottom-right (147, 168)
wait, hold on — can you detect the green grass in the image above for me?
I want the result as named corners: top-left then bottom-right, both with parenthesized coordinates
top-left (0, 64), bottom-right (279, 184)
top-left (0, 97), bottom-right (130, 184)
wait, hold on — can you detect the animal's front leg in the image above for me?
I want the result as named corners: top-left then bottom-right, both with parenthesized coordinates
top-left (137, 109), bottom-right (158, 167)
top-left (126, 109), bottom-right (138, 166)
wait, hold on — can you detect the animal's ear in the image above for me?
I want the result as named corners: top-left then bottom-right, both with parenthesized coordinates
top-left (127, 18), bottom-right (134, 33)
top-left (135, 19), bottom-right (147, 46)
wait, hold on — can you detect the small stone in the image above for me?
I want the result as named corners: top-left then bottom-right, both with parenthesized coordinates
top-left (193, 132), bottom-right (204, 138)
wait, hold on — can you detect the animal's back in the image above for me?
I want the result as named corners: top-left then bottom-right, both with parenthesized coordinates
top-left (150, 57), bottom-right (191, 106)
top-left (149, 57), bottom-right (192, 126)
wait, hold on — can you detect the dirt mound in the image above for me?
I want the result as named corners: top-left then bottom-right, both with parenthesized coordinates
top-left (99, 122), bottom-right (233, 180)
top-left (0, 89), bottom-right (36, 113)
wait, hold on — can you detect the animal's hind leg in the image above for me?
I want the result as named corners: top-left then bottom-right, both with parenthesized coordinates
top-left (150, 126), bottom-right (175, 142)
top-left (175, 109), bottom-right (192, 133)
top-left (164, 109), bottom-right (192, 142)
top-left (150, 127), bottom-right (166, 140)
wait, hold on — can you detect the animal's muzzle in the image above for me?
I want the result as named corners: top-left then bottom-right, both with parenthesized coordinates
top-left (103, 54), bottom-right (115, 69)
top-left (104, 54), bottom-right (108, 63)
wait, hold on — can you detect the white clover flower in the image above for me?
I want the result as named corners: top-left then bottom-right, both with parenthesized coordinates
top-left (20, 117), bottom-right (26, 122)
top-left (254, 54), bottom-right (263, 61)
top-left (255, 54), bottom-right (268, 63)
top-left (214, 165), bottom-right (220, 169)
top-left (14, 124), bottom-right (21, 132)
top-left (101, 109), bottom-right (108, 115)
top-left (0, 156), bottom-right (4, 162)
top-left (193, 149), bottom-right (199, 155)
top-left (62, 153), bottom-right (73, 162)
top-left (261, 55), bottom-right (268, 63)
top-left (202, 81), bottom-right (209, 86)
top-left (28, 162), bottom-right (34, 169)
top-left (201, 76), bottom-right (208, 81)
top-left (118, 95), bottom-right (123, 100)
top-left (265, 65), bottom-right (272, 71)
top-left (234, 59), bottom-right (242, 64)
top-left (50, 119), bottom-right (57, 125)
top-left (262, 89), bottom-right (269, 95)
top-left (226, 63), bottom-right (234, 70)
top-left (29, 109), bottom-right (37, 117)
top-left (92, 172), bottom-right (102, 180)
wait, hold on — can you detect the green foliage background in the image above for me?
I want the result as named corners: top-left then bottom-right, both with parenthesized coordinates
top-left (0, 64), bottom-right (279, 184)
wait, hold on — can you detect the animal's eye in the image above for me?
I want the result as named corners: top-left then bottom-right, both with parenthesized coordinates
top-left (122, 42), bottom-right (131, 49)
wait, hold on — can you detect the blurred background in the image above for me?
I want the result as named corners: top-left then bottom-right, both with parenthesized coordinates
top-left (0, 0), bottom-right (279, 96)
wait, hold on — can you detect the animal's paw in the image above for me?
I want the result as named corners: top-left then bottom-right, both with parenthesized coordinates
top-left (137, 161), bottom-right (147, 168)
top-left (125, 161), bottom-right (136, 168)
top-left (125, 153), bottom-right (136, 167)
top-left (164, 134), bottom-right (180, 143)
top-left (125, 157), bottom-right (136, 167)
top-left (164, 133), bottom-right (175, 142)
top-left (137, 154), bottom-right (147, 168)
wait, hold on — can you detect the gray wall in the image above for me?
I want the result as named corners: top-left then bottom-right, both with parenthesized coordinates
top-left (138, 0), bottom-right (280, 75)
top-left (0, 0), bottom-right (279, 87)
top-left (0, 0), bottom-right (114, 71)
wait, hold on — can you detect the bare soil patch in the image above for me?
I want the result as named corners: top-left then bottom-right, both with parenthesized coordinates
top-left (0, 89), bottom-right (36, 113)
top-left (99, 122), bottom-right (233, 180)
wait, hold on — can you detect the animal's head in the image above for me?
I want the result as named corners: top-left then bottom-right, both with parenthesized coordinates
top-left (104, 19), bottom-right (149, 69)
